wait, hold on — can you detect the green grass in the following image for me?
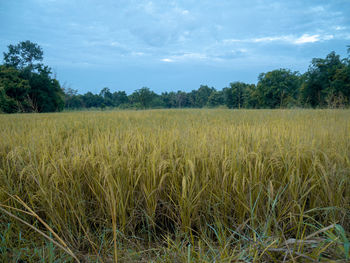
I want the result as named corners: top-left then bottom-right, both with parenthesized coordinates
top-left (0, 109), bottom-right (349, 262)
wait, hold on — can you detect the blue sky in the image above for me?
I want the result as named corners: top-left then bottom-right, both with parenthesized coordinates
top-left (1, 0), bottom-right (350, 94)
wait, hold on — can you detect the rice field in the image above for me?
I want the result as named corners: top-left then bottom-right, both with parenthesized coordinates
top-left (0, 109), bottom-right (350, 262)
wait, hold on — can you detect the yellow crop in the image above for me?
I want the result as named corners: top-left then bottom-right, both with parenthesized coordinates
top-left (1, 109), bottom-right (349, 262)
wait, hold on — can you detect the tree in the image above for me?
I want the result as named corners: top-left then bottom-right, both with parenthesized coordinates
top-left (3, 40), bottom-right (43, 71)
top-left (300, 52), bottom-right (344, 107)
top-left (224, 82), bottom-right (249, 109)
top-left (112, 91), bottom-right (129, 107)
top-left (161, 92), bottom-right (177, 108)
top-left (195, 85), bottom-right (215, 107)
top-left (81, 92), bottom-right (104, 108)
top-left (243, 84), bottom-right (258, 108)
top-left (175, 91), bottom-right (190, 107)
top-left (63, 87), bottom-right (83, 109)
top-left (0, 65), bottom-right (31, 113)
top-left (100, 87), bottom-right (114, 106)
top-left (207, 90), bottom-right (224, 107)
top-left (327, 49), bottom-right (350, 106)
top-left (188, 90), bottom-right (198, 107)
top-left (329, 64), bottom-right (350, 106)
top-left (130, 87), bottom-right (155, 109)
top-left (2, 41), bottom-right (64, 112)
top-left (256, 69), bottom-right (300, 108)
top-left (28, 65), bottom-right (64, 112)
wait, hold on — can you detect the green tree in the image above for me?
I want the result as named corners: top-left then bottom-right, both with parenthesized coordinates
top-left (175, 91), bottom-right (190, 107)
top-left (161, 91), bottom-right (177, 108)
top-left (81, 92), bottom-right (104, 108)
top-left (224, 82), bottom-right (249, 109)
top-left (63, 87), bottom-right (83, 109)
top-left (28, 65), bottom-right (64, 112)
top-left (195, 85), bottom-right (215, 107)
top-left (300, 52), bottom-right (344, 107)
top-left (207, 90), bottom-right (224, 107)
top-left (3, 40), bottom-right (43, 71)
top-left (256, 69), bottom-right (300, 108)
top-left (329, 64), bottom-right (350, 106)
top-left (327, 48), bottom-right (350, 106)
top-left (112, 91), bottom-right (129, 107)
top-left (100, 87), bottom-right (114, 106)
top-left (2, 41), bottom-right (64, 112)
top-left (243, 84), bottom-right (258, 108)
top-left (0, 65), bottom-right (31, 113)
top-left (130, 87), bottom-right (155, 109)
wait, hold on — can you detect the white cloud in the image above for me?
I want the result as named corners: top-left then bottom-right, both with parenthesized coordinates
top-left (334, 26), bottom-right (346, 31)
top-left (131, 52), bottom-right (145, 56)
top-left (223, 33), bottom-right (334, 45)
top-left (322, 34), bottom-right (334, 41)
top-left (293, 34), bottom-right (320, 44)
top-left (294, 34), bottom-right (334, 44)
top-left (181, 9), bottom-right (189, 15)
top-left (174, 53), bottom-right (207, 60)
top-left (159, 53), bottom-right (208, 63)
top-left (110, 41), bottom-right (121, 47)
top-left (253, 34), bottom-right (322, 44)
top-left (222, 39), bottom-right (242, 44)
top-left (161, 58), bottom-right (173, 62)
top-left (309, 6), bottom-right (326, 13)
top-left (253, 36), bottom-right (290, 43)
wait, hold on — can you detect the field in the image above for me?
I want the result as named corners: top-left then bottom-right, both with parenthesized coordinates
top-left (0, 109), bottom-right (350, 262)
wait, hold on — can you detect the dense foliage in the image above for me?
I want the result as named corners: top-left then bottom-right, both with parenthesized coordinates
top-left (64, 48), bottom-right (350, 110)
top-left (0, 41), bottom-right (64, 113)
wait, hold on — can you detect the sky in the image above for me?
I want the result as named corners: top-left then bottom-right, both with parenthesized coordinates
top-left (1, 0), bottom-right (350, 94)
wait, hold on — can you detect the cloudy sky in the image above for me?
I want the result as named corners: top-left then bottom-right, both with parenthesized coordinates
top-left (1, 0), bottom-right (350, 94)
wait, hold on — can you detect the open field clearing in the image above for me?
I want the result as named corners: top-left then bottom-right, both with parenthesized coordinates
top-left (1, 109), bottom-right (350, 262)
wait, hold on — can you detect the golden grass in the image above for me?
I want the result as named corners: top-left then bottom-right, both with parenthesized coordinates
top-left (0, 109), bottom-right (349, 262)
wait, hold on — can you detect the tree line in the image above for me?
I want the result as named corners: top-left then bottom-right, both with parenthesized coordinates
top-left (1, 41), bottom-right (350, 113)
top-left (65, 48), bottom-right (350, 110)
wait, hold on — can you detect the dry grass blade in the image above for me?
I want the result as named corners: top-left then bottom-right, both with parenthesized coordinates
top-left (12, 195), bottom-right (76, 256)
top-left (0, 206), bottom-right (80, 262)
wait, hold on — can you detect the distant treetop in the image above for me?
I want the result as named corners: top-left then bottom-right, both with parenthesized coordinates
top-left (3, 40), bottom-right (43, 70)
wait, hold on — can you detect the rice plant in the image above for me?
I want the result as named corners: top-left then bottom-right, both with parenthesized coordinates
top-left (0, 109), bottom-right (349, 262)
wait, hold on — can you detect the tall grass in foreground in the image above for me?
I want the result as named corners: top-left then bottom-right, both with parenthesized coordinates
top-left (0, 109), bottom-right (349, 262)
